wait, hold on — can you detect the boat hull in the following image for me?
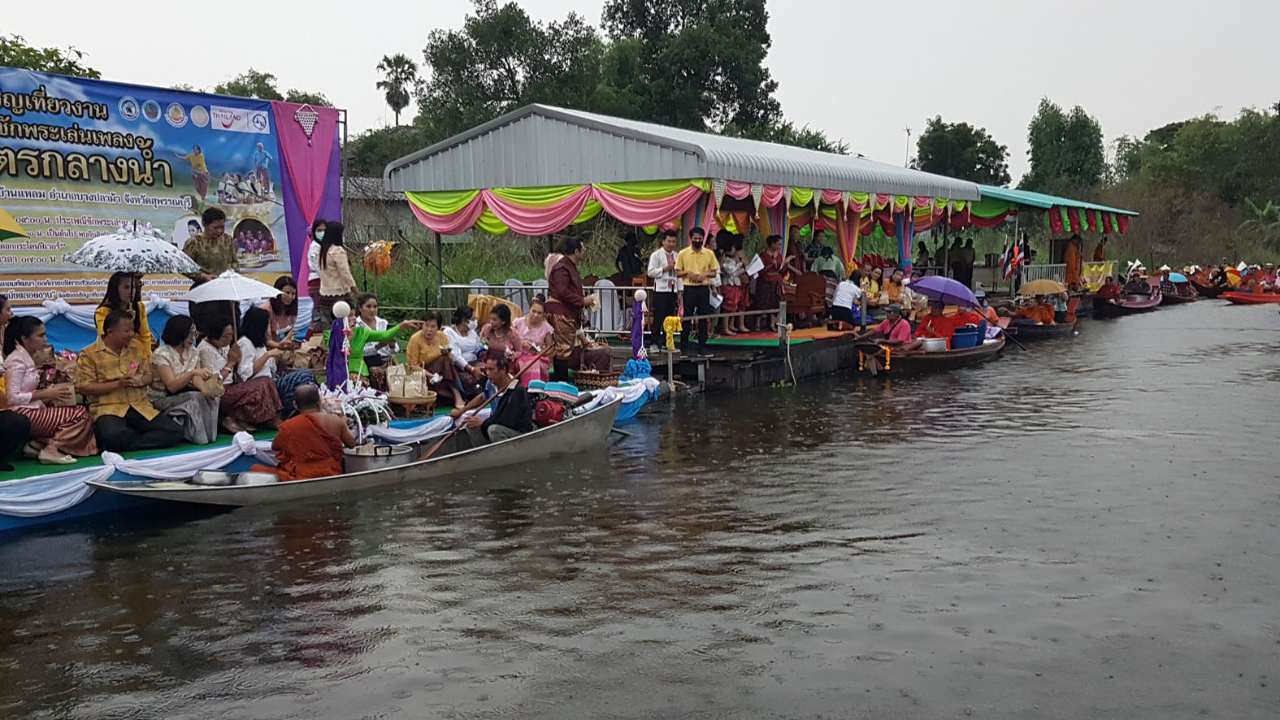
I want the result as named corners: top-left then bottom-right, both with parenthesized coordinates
top-left (856, 337), bottom-right (1005, 376)
top-left (1007, 321), bottom-right (1077, 341)
top-left (1190, 281), bottom-right (1226, 299)
top-left (1222, 291), bottom-right (1280, 305)
top-left (88, 398), bottom-right (622, 507)
top-left (1093, 291), bottom-right (1162, 318)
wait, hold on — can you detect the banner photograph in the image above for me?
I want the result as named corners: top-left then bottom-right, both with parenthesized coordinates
top-left (0, 68), bottom-right (340, 303)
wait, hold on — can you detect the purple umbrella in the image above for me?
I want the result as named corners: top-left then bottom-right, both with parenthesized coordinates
top-left (907, 276), bottom-right (980, 308)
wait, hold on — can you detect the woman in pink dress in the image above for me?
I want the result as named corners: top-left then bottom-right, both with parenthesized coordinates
top-left (3, 317), bottom-right (98, 463)
top-left (511, 296), bottom-right (553, 386)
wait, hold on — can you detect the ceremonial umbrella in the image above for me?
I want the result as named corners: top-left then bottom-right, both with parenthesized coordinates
top-left (68, 222), bottom-right (200, 274)
top-left (185, 270), bottom-right (281, 340)
top-left (1017, 279), bottom-right (1067, 296)
top-left (907, 275), bottom-right (980, 308)
top-left (185, 269), bottom-right (281, 304)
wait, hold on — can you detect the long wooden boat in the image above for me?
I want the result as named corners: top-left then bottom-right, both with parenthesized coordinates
top-left (1093, 289), bottom-right (1162, 318)
top-left (1189, 279), bottom-right (1227, 298)
top-left (1007, 321), bottom-right (1077, 340)
top-left (87, 398), bottom-right (622, 507)
top-left (855, 337), bottom-right (1005, 376)
top-left (1222, 291), bottom-right (1280, 305)
top-left (1160, 283), bottom-right (1199, 305)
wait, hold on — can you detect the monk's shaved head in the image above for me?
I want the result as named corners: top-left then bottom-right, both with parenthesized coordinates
top-left (294, 384), bottom-right (321, 411)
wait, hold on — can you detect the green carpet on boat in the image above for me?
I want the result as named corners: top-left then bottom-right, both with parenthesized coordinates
top-left (705, 336), bottom-right (815, 348)
top-left (1, 431), bottom-right (277, 482)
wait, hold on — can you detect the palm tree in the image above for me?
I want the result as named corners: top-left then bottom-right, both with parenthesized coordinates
top-left (376, 53), bottom-right (418, 126)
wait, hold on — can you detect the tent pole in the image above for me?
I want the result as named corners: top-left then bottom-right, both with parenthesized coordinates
top-left (433, 231), bottom-right (443, 307)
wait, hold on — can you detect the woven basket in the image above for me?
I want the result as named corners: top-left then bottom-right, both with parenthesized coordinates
top-left (573, 370), bottom-right (622, 389)
top-left (388, 391), bottom-right (437, 407)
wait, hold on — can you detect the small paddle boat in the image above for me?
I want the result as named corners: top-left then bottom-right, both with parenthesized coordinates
top-left (855, 336), bottom-right (1005, 376)
top-left (1006, 321), bottom-right (1077, 340)
top-left (1093, 288), bottom-right (1162, 318)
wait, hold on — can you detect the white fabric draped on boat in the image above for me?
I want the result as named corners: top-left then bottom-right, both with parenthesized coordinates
top-left (0, 432), bottom-right (273, 518)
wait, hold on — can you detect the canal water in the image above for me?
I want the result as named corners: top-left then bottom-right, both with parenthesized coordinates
top-left (1, 301), bottom-right (1278, 719)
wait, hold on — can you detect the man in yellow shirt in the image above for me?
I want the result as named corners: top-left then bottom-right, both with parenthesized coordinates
top-left (76, 310), bottom-right (186, 452)
top-left (675, 227), bottom-right (719, 355)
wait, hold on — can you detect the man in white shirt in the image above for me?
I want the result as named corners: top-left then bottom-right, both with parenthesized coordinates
top-left (646, 228), bottom-right (680, 352)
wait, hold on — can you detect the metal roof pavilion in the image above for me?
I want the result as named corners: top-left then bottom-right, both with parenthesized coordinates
top-left (978, 185), bottom-right (1139, 216)
top-left (384, 105), bottom-right (981, 201)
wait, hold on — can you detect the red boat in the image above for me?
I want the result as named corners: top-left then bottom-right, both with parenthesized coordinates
top-left (1160, 282), bottom-right (1199, 305)
top-left (1222, 291), bottom-right (1280, 305)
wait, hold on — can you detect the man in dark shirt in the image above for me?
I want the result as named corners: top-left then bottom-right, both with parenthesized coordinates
top-left (615, 231), bottom-right (643, 278)
top-left (451, 354), bottom-right (534, 445)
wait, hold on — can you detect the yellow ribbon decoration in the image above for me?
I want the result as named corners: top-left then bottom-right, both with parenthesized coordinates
top-left (663, 316), bottom-right (683, 351)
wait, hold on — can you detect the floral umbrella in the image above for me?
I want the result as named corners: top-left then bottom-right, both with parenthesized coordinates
top-left (68, 222), bottom-right (199, 274)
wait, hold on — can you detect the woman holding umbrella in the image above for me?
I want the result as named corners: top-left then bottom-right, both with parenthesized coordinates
top-left (95, 272), bottom-right (153, 359)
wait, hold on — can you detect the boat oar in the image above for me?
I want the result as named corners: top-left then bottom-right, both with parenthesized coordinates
top-left (420, 345), bottom-right (554, 462)
top-left (1004, 331), bottom-right (1029, 352)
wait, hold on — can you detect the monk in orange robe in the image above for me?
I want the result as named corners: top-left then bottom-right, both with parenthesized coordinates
top-left (260, 384), bottom-right (356, 481)
top-left (1064, 235), bottom-right (1083, 289)
top-left (1014, 296), bottom-right (1056, 324)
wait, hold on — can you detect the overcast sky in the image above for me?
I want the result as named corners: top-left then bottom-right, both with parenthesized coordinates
top-left (9, 0), bottom-right (1276, 180)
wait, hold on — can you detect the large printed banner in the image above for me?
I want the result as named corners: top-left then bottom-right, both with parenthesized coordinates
top-left (0, 67), bottom-right (340, 304)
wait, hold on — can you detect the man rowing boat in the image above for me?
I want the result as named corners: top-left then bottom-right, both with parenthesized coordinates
top-left (450, 354), bottom-right (535, 446)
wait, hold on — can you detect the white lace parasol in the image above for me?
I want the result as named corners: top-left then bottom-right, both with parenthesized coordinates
top-left (68, 222), bottom-right (200, 274)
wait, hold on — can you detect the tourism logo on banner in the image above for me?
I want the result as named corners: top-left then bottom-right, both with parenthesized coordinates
top-left (211, 105), bottom-right (271, 134)
top-left (0, 67), bottom-right (290, 303)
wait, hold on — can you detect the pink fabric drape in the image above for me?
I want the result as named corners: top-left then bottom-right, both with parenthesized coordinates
top-left (272, 101), bottom-right (339, 282)
top-left (408, 194), bottom-right (486, 234)
top-left (724, 181), bottom-right (753, 200)
top-left (480, 187), bottom-right (594, 235)
top-left (760, 185), bottom-right (787, 208)
top-left (593, 184), bottom-right (705, 227)
top-left (821, 189), bottom-right (843, 205)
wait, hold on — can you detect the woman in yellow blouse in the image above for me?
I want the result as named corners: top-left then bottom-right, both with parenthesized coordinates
top-left (405, 311), bottom-right (466, 410)
top-left (94, 272), bottom-right (153, 359)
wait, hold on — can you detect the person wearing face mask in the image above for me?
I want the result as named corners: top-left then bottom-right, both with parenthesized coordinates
top-left (675, 227), bottom-right (719, 356)
top-left (305, 219), bottom-right (327, 314)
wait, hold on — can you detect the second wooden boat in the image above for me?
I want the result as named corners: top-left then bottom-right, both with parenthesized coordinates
top-left (855, 337), bottom-right (1005, 376)
top-left (1007, 321), bottom-right (1077, 340)
top-left (1093, 289), bottom-right (1162, 318)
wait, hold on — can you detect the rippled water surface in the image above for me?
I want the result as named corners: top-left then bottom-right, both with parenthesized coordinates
top-left (2, 302), bottom-right (1279, 719)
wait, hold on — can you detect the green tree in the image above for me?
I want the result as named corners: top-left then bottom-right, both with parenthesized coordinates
top-left (284, 89), bottom-right (331, 106)
top-left (346, 125), bottom-right (434, 177)
top-left (914, 116), bottom-right (1010, 185)
top-left (0, 34), bottom-right (100, 78)
top-left (1022, 98), bottom-right (1105, 193)
top-left (415, 0), bottom-right (603, 139)
top-left (214, 68), bottom-right (285, 100)
top-left (376, 53), bottom-right (418, 126)
top-left (601, 0), bottom-right (781, 132)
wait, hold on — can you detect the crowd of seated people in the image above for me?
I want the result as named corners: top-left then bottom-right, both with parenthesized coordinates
top-left (0, 278), bottom-right (422, 470)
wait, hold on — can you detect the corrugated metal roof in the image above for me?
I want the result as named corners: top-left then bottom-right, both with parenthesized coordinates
top-left (978, 185), bottom-right (1139, 216)
top-left (384, 104), bottom-right (981, 201)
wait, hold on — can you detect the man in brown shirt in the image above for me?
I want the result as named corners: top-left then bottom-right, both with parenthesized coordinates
top-left (76, 310), bottom-right (186, 452)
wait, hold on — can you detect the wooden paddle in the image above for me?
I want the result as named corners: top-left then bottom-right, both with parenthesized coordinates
top-left (420, 345), bottom-right (554, 461)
